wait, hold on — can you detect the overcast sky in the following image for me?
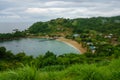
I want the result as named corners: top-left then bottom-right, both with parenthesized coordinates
top-left (0, 0), bottom-right (120, 22)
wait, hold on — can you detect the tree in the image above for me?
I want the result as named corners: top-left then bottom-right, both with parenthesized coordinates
top-left (0, 47), bottom-right (6, 59)
top-left (15, 52), bottom-right (26, 61)
top-left (44, 51), bottom-right (56, 58)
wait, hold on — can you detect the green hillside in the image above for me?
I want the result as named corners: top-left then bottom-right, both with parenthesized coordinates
top-left (28, 16), bottom-right (120, 36)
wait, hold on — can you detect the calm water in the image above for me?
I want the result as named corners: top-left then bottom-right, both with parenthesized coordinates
top-left (0, 38), bottom-right (80, 57)
top-left (0, 22), bottom-right (33, 33)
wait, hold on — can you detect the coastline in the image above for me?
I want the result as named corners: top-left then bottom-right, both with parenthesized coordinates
top-left (57, 37), bottom-right (86, 54)
top-left (23, 36), bottom-right (87, 54)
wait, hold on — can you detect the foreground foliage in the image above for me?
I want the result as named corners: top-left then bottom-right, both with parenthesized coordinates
top-left (0, 58), bottom-right (120, 80)
top-left (0, 46), bottom-right (120, 80)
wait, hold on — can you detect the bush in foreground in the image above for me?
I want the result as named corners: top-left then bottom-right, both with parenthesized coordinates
top-left (0, 58), bottom-right (120, 80)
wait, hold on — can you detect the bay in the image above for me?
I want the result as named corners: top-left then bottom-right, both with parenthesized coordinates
top-left (0, 38), bottom-right (80, 57)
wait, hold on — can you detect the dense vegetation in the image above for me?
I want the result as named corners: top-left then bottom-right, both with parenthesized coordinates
top-left (0, 58), bottom-right (120, 80)
top-left (0, 46), bottom-right (120, 80)
top-left (28, 16), bottom-right (120, 35)
top-left (0, 29), bottom-right (26, 41)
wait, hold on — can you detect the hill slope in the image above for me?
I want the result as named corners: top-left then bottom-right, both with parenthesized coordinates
top-left (28, 16), bottom-right (120, 36)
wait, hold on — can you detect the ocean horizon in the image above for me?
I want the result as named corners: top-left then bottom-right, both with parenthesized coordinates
top-left (0, 22), bottom-right (33, 33)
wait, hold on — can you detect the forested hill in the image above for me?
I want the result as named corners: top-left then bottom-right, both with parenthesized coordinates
top-left (28, 16), bottom-right (120, 35)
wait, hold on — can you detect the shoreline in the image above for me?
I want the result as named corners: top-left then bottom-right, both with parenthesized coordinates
top-left (57, 37), bottom-right (86, 54)
top-left (2, 35), bottom-right (86, 54)
top-left (28, 36), bottom-right (86, 54)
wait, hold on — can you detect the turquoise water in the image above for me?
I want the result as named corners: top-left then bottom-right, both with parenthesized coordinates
top-left (0, 38), bottom-right (80, 57)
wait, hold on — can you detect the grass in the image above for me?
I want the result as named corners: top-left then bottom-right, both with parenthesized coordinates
top-left (0, 58), bottom-right (120, 80)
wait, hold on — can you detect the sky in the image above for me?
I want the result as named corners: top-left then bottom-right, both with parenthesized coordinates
top-left (0, 0), bottom-right (120, 22)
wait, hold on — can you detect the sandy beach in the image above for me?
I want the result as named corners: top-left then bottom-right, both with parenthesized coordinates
top-left (57, 37), bottom-right (86, 54)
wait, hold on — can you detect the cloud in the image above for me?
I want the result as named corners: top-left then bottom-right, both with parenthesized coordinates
top-left (0, 0), bottom-right (120, 22)
top-left (26, 8), bottom-right (48, 13)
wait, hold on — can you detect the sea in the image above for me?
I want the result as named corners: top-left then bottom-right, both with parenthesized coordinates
top-left (0, 22), bottom-right (33, 33)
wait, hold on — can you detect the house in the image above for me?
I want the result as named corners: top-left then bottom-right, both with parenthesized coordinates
top-left (73, 34), bottom-right (80, 37)
top-left (104, 34), bottom-right (113, 39)
top-left (89, 46), bottom-right (96, 53)
top-left (86, 42), bottom-right (93, 46)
